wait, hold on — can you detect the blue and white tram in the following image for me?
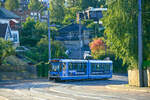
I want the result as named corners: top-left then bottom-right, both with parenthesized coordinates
top-left (48, 59), bottom-right (113, 81)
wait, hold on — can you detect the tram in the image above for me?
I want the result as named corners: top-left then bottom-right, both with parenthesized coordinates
top-left (48, 59), bottom-right (113, 81)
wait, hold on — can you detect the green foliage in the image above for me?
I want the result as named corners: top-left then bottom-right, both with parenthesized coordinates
top-left (63, 6), bottom-right (81, 24)
top-left (20, 35), bottom-right (67, 64)
top-left (143, 0), bottom-right (150, 61)
top-left (37, 62), bottom-right (49, 77)
top-left (0, 38), bottom-right (15, 65)
top-left (28, 0), bottom-right (41, 11)
top-left (50, 0), bottom-right (65, 23)
top-left (87, 21), bottom-right (104, 37)
top-left (66, 0), bottom-right (81, 8)
top-left (20, 17), bottom-right (36, 46)
top-left (5, 0), bottom-right (19, 11)
top-left (143, 61), bottom-right (150, 69)
top-left (20, 17), bottom-right (49, 46)
top-left (37, 36), bottom-right (68, 59)
top-left (102, 0), bottom-right (138, 69)
top-left (81, 0), bottom-right (106, 10)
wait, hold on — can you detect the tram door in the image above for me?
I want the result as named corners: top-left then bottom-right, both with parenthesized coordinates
top-left (68, 63), bottom-right (87, 76)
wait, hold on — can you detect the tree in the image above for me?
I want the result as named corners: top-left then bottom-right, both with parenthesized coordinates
top-left (143, 0), bottom-right (150, 61)
top-left (102, 0), bottom-right (138, 69)
top-left (5, 0), bottom-right (19, 11)
top-left (28, 0), bottom-right (41, 11)
top-left (0, 38), bottom-right (14, 65)
top-left (66, 0), bottom-right (81, 7)
top-left (20, 17), bottom-right (49, 47)
top-left (37, 36), bottom-right (67, 60)
top-left (80, 0), bottom-right (106, 10)
top-left (87, 21), bottom-right (103, 37)
top-left (50, 0), bottom-right (65, 23)
top-left (20, 17), bottom-right (36, 46)
top-left (63, 6), bottom-right (81, 24)
top-left (89, 38), bottom-right (105, 59)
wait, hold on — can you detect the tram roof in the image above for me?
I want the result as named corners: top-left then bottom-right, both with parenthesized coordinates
top-left (50, 59), bottom-right (112, 63)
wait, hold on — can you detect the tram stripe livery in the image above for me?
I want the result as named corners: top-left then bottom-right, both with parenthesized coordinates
top-left (48, 59), bottom-right (113, 81)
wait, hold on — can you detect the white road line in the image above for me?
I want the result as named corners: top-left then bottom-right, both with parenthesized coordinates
top-left (31, 88), bottom-right (76, 100)
top-left (50, 88), bottom-right (106, 100)
top-left (50, 87), bottom-right (136, 100)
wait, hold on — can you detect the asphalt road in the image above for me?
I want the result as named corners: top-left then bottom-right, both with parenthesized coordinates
top-left (0, 75), bottom-right (150, 100)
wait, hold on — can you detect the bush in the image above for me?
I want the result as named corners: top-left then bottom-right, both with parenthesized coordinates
top-left (143, 61), bottom-right (150, 70)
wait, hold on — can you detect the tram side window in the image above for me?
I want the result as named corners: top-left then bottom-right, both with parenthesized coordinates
top-left (104, 63), bottom-right (110, 73)
top-left (77, 63), bottom-right (87, 72)
top-left (91, 63), bottom-right (103, 72)
top-left (69, 63), bottom-right (73, 70)
top-left (91, 64), bottom-right (96, 72)
top-left (95, 64), bottom-right (101, 71)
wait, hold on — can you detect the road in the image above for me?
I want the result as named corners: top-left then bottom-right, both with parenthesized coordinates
top-left (0, 75), bottom-right (150, 100)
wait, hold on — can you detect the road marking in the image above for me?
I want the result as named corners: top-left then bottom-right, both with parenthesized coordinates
top-left (30, 88), bottom-right (76, 100)
top-left (50, 87), bottom-right (136, 100)
top-left (50, 88), bottom-right (107, 100)
top-left (0, 96), bottom-right (8, 100)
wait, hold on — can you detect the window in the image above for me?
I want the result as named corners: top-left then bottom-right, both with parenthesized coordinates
top-left (51, 63), bottom-right (61, 72)
top-left (13, 34), bottom-right (18, 42)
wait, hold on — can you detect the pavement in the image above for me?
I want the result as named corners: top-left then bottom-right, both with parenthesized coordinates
top-left (106, 84), bottom-right (150, 93)
top-left (0, 96), bottom-right (8, 100)
top-left (84, 84), bottom-right (150, 93)
top-left (0, 75), bottom-right (150, 100)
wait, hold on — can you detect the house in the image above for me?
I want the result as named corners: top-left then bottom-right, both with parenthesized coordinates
top-left (57, 23), bottom-right (90, 59)
top-left (57, 23), bottom-right (90, 46)
top-left (0, 23), bottom-right (13, 41)
top-left (0, 0), bottom-right (5, 7)
top-left (77, 7), bottom-right (107, 23)
top-left (0, 7), bottom-right (20, 47)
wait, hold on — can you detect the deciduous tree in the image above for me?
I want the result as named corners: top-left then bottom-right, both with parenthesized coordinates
top-left (102, 0), bottom-right (138, 69)
top-left (28, 0), bottom-right (41, 11)
top-left (0, 38), bottom-right (14, 65)
top-left (5, 0), bottom-right (19, 11)
top-left (50, 0), bottom-right (65, 23)
top-left (89, 38), bottom-right (105, 59)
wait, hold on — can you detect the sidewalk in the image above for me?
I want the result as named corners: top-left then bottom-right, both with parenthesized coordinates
top-left (106, 84), bottom-right (150, 93)
top-left (84, 84), bottom-right (150, 93)
top-left (0, 96), bottom-right (8, 100)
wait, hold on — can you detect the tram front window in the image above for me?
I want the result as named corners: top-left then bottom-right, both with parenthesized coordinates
top-left (51, 63), bottom-right (60, 72)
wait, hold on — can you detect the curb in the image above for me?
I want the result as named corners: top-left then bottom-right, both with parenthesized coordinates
top-left (106, 85), bottom-right (150, 93)
top-left (0, 96), bottom-right (8, 100)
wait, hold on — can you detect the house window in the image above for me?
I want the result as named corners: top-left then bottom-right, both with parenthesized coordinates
top-left (13, 34), bottom-right (18, 42)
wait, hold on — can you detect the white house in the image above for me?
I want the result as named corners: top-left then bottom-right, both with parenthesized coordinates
top-left (0, 23), bottom-right (13, 41)
top-left (0, 7), bottom-right (20, 47)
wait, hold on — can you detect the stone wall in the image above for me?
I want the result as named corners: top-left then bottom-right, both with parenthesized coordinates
top-left (0, 65), bottom-right (37, 80)
top-left (128, 69), bottom-right (150, 87)
top-left (0, 72), bottom-right (37, 80)
top-left (128, 69), bottom-right (140, 86)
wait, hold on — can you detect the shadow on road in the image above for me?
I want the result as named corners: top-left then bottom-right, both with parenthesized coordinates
top-left (0, 75), bottom-right (128, 89)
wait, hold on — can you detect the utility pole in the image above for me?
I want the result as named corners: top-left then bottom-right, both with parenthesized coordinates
top-left (79, 18), bottom-right (83, 59)
top-left (47, 0), bottom-right (51, 61)
top-left (138, 0), bottom-right (143, 87)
